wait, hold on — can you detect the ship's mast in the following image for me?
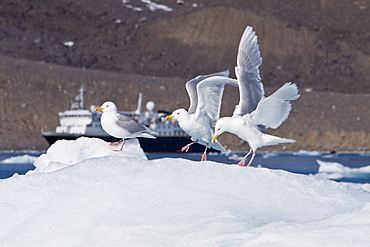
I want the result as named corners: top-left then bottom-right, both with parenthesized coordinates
top-left (135, 92), bottom-right (142, 114)
top-left (71, 86), bottom-right (85, 110)
top-left (79, 86), bottom-right (85, 109)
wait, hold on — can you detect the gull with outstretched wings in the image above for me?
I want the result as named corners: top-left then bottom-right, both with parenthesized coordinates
top-left (212, 26), bottom-right (300, 166)
top-left (166, 70), bottom-right (238, 161)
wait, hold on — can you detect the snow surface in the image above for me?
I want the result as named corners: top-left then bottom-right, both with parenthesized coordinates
top-left (62, 41), bottom-right (74, 47)
top-left (1, 137), bottom-right (370, 246)
top-left (123, 0), bottom-right (173, 12)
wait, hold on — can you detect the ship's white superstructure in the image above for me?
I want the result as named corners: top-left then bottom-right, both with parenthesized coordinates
top-left (48, 87), bottom-right (187, 138)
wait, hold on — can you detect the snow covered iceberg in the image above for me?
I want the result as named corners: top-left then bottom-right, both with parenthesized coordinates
top-left (0, 137), bottom-right (370, 246)
top-left (316, 159), bottom-right (370, 181)
top-left (30, 137), bottom-right (147, 173)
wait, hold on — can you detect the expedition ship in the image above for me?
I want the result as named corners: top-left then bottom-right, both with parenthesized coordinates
top-left (41, 87), bottom-right (206, 152)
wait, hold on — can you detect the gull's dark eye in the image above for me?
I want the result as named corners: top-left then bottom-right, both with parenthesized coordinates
top-left (177, 112), bottom-right (180, 115)
top-left (106, 105), bottom-right (109, 107)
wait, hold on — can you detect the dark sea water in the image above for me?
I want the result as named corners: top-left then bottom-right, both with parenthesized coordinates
top-left (1, 151), bottom-right (370, 183)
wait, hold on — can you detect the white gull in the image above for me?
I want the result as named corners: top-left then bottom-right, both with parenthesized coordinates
top-left (166, 70), bottom-right (238, 161)
top-left (212, 26), bottom-right (300, 166)
top-left (96, 101), bottom-right (156, 151)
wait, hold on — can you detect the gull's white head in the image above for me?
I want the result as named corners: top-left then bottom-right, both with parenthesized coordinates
top-left (96, 101), bottom-right (117, 113)
top-left (212, 117), bottom-right (230, 143)
top-left (165, 108), bottom-right (188, 122)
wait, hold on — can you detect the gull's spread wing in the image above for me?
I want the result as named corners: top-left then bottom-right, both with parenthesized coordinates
top-left (186, 70), bottom-right (230, 114)
top-left (248, 82), bottom-right (300, 129)
top-left (233, 26), bottom-right (264, 117)
top-left (195, 76), bottom-right (238, 127)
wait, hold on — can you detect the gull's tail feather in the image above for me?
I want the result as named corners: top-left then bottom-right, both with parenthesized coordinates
top-left (261, 134), bottom-right (295, 147)
top-left (190, 138), bottom-right (227, 152)
top-left (137, 131), bottom-right (157, 139)
top-left (210, 141), bottom-right (227, 152)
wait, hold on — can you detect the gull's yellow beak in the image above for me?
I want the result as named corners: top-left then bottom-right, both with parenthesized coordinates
top-left (211, 135), bottom-right (219, 143)
top-left (165, 115), bottom-right (174, 119)
top-left (96, 107), bottom-right (104, 111)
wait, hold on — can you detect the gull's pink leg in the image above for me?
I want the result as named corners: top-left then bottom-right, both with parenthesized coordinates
top-left (181, 143), bottom-right (192, 152)
top-left (201, 144), bottom-right (208, 161)
top-left (110, 139), bottom-right (123, 146)
top-left (181, 140), bottom-right (198, 152)
top-left (110, 139), bottom-right (125, 151)
top-left (237, 157), bottom-right (246, 166)
top-left (117, 139), bottom-right (126, 151)
top-left (237, 148), bottom-right (253, 166)
top-left (246, 151), bottom-right (256, 166)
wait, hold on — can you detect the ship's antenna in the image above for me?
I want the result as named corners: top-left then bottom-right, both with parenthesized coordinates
top-left (135, 92), bottom-right (142, 114)
top-left (79, 86), bottom-right (85, 109)
top-left (71, 86), bottom-right (85, 110)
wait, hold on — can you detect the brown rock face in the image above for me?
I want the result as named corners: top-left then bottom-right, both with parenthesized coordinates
top-left (0, 0), bottom-right (369, 151)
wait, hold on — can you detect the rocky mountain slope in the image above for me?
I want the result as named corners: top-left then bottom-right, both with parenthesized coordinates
top-left (0, 0), bottom-right (369, 151)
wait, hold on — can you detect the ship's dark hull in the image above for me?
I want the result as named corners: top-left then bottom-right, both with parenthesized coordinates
top-left (138, 136), bottom-right (207, 153)
top-left (42, 132), bottom-right (210, 153)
